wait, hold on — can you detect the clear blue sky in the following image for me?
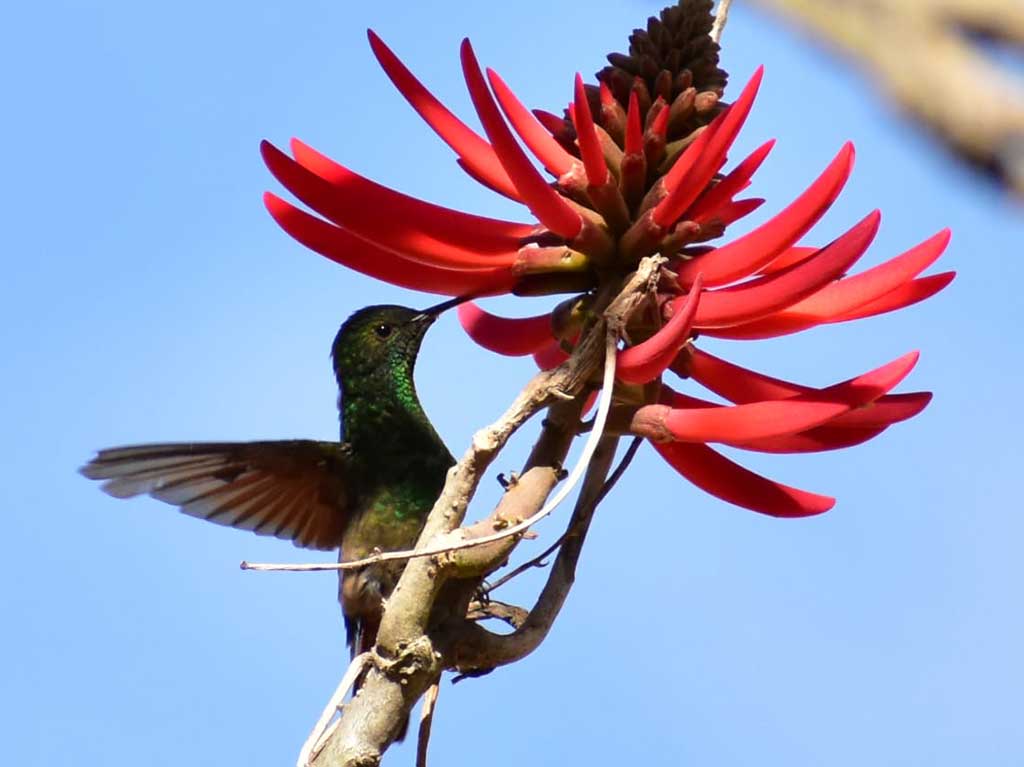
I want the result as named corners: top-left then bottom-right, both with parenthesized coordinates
top-left (3, 1), bottom-right (1022, 765)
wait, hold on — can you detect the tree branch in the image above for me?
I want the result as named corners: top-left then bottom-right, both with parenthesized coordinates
top-left (711, 0), bottom-right (734, 44)
top-left (753, 0), bottom-right (1024, 196)
top-left (450, 433), bottom-right (622, 672)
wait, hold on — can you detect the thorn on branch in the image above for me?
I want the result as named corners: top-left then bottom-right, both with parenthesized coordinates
top-left (466, 599), bottom-right (530, 629)
top-left (451, 667), bottom-right (495, 685)
top-left (416, 682), bottom-right (440, 767)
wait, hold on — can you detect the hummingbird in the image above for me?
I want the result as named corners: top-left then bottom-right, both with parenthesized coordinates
top-left (81, 299), bottom-right (463, 657)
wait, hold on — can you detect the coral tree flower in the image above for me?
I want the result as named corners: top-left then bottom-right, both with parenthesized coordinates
top-left (263, 1), bottom-right (954, 519)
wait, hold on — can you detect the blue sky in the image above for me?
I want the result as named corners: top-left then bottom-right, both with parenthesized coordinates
top-left (3, 1), bottom-right (1022, 765)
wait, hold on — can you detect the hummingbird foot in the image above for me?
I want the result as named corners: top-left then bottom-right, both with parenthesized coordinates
top-left (474, 580), bottom-right (492, 604)
top-left (296, 652), bottom-right (371, 767)
top-left (496, 472), bottom-right (519, 490)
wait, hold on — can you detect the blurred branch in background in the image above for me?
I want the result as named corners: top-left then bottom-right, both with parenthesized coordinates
top-left (752, 0), bottom-right (1024, 198)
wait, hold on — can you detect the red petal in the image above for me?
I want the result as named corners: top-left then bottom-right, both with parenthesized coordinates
top-left (828, 392), bottom-right (932, 428)
top-left (828, 272), bottom-right (956, 322)
top-left (757, 246), bottom-right (818, 275)
top-left (653, 349), bottom-right (917, 445)
top-left (455, 157), bottom-right (516, 198)
top-left (617, 276), bottom-right (703, 384)
top-left (704, 272), bottom-right (956, 339)
top-left (533, 338), bottom-right (571, 370)
top-left (262, 141), bottom-right (520, 270)
top-left (682, 347), bottom-right (930, 429)
top-left (712, 197), bottom-right (765, 226)
top-left (648, 99), bottom-right (670, 139)
top-left (290, 138), bottom-right (534, 246)
top-left (657, 388), bottom-right (855, 444)
top-left (684, 346), bottom-right (823, 400)
top-left (625, 90), bottom-right (643, 156)
top-left (686, 346), bottom-right (916, 399)
top-left (731, 425), bottom-right (888, 453)
top-left (656, 123), bottom-right (716, 213)
top-left (599, 80), bottom-right (616, 109)
top-left (460, 40), bottom-right (582, 240)
top-left (533, 109), bottom-right (570, 136)
top-left (264, 193), bottom-right (516, 295)
top-left (692, 210), bottom-right (881, 328)
top-left (773, 229), bottom-right (951, 314)
top-left (688, 139), bottom-right (776, 223)
top-left (572, 73), bottom-right (610, 187)
top-left (488, 69), bottom-right (577, 178)
top-left (676, 143), bottom-right (856, 288)
top-left (457, 302), bottom-right (554, 356)
top-left (652, 440), bottom-right (835, 517)
top-left (367, 31), bottom-right (519, 200)
top-left (653, 67), bottom-right (764, 229)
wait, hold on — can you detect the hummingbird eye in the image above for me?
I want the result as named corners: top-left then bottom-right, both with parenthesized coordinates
top-left (373, 323), bottom-right (393, 339)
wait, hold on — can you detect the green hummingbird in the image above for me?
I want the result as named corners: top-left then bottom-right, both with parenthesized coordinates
top-left (81, 300), bottom-right (462, 656)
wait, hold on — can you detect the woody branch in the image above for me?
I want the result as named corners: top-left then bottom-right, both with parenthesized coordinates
top-left (753, 0), bottom-right (1024, 196)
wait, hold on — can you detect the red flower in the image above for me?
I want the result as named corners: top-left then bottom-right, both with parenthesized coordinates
top-left (263, 14), bottom-right (953, 519)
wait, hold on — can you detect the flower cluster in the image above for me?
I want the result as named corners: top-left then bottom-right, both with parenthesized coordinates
top-left (263, 1), bottom-right (953, 518)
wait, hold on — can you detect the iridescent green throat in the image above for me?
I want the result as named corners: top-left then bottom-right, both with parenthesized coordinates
top-left (339, 349), bottom-right (436, 455)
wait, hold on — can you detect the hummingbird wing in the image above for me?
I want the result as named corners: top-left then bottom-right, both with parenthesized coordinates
top-left (80, 440), bottom-right (355, 550)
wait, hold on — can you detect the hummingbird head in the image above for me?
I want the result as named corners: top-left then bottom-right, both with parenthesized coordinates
top-left (331, 296), bottom-right (468, 388)
top-left (332, 297), bottom-right (470, 448)
top-left (332, 305), bottom-right (432, 384)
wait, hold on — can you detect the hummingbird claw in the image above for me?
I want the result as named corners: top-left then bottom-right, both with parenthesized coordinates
top-left (496, 472), bottom-right (519, 489)
top-left (550, 387), bottom-right (575, 401)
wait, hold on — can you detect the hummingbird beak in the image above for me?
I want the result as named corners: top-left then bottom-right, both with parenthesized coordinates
top-left (412, 294), bottom-right (475, 323)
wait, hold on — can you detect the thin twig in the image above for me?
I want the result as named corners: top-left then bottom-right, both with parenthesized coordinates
top-left (597, 436), bottom-right (643, 503)
top-left (296, 653), bottom-right (370, 767)
top-left (711, 0), bottom-right (734, 43)
top-left (416, 682), bottom-right (440, 767)
top-left (483, 533), bottom-right (567, 594)
top-left (244, 332), bottom-right (620, 575)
